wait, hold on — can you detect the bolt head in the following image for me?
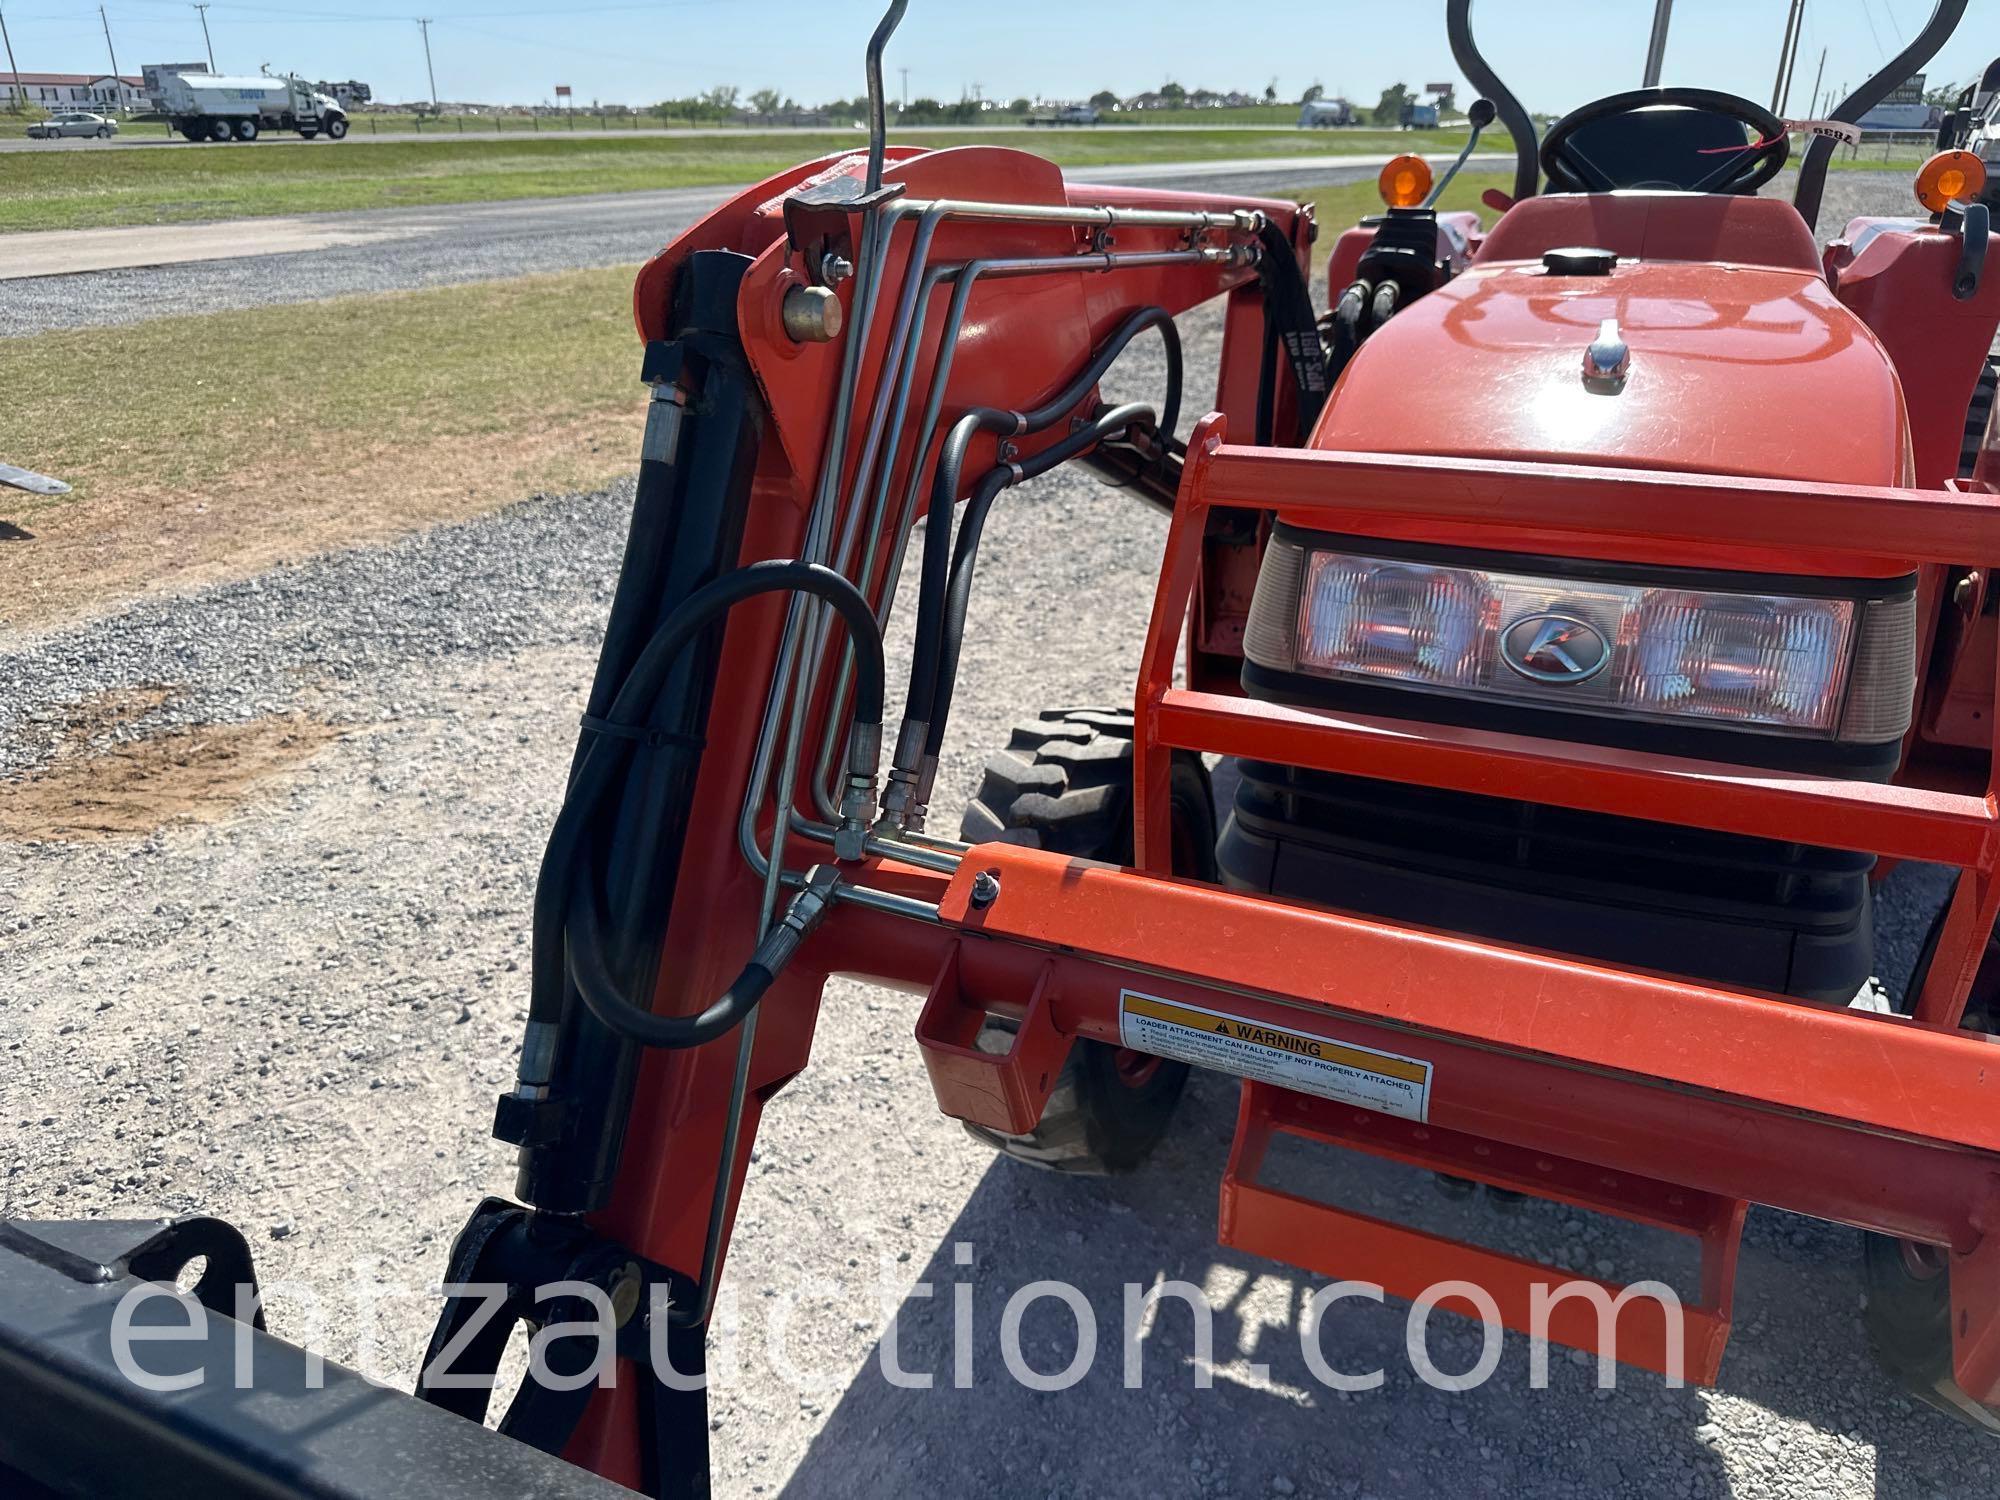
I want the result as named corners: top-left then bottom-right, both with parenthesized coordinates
top-left (969, 870), bottom-right (1001, 908)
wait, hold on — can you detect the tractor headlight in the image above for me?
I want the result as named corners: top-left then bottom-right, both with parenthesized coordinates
top-left (1242, 531), bottom-right (1917, 741)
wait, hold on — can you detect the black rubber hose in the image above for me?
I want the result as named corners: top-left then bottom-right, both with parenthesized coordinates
top-left (565, 875), bottom-right (775, 1049)
top-left (903, 309), bottom-right (1179, 738)
top-left (923, 402), bottom-right (1158, 761)
top-left (526, 560), bottom-right (883, 1034)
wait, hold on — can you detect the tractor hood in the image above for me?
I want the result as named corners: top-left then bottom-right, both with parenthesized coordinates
top-left (1312, 260), bottom-right (1910, 486)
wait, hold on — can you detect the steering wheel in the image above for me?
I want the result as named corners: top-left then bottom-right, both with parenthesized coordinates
top-left (1539, 87), bottom-right (1790, 196)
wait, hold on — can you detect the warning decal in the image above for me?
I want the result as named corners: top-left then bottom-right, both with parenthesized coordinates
top-left (1118, 990), bottom-right (1431, 1122)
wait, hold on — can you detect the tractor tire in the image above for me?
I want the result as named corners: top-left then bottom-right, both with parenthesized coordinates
top-left (208, 119), bottom-right (233, 143)
top-left (325, 116), bottom-right (349, 140)
top-left (957, 709), bottom-right (1217, 1175)
top-left (1861, 1232), bottom-right (2000, 1436)
top-left (1861, 888), bottom-right (1999, 1434)
top-left (234, 118), bottom-right (259, 142)
top-left (299, 129), bottom-right (318, 140)
top-left (1962, 360), bottom-right (1999, 477)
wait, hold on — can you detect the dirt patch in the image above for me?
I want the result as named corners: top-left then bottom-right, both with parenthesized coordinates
top-left (0, 412), bottom-right (628, 636)
top-left (0, 702), bottom-right (341, 841)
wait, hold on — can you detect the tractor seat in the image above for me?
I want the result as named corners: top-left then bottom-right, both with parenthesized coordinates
top-left (1474, 192), bottom-right (1822, 274)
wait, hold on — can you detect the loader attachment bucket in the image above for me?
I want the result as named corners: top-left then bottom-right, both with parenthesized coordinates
top-left (0, 1218), bottom-right (632, 1500)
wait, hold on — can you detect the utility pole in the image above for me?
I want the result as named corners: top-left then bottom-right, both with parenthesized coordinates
top-left (1806, 45), bottom-right (1827, 120)
top-left (899, 65), bottom-right (908, 110)
top-left (0, 8), bottom-right (21, 115)
top-left (99, 4), bottom-right (121, 88)
top-left (416, 17), bottom-right (437, 109)
top-left (1642, 0), bottom-right (1673, 88)
top-left (1777, 0), bottom-right (1808, 115)
top-left (1770, 0), bottom-right (1803, 111)
top-left (193, 3), bottom-right (214, 72)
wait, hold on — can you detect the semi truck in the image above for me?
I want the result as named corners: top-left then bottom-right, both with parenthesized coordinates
top-left (142, 66), bottom-right (349, 142)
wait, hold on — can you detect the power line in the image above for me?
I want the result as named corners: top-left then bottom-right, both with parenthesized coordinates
top-left (1856, 0), bottom-right (1889, 64)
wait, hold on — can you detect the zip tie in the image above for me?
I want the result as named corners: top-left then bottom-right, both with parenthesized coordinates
top-left (579, 714), bottom-right (707, 752)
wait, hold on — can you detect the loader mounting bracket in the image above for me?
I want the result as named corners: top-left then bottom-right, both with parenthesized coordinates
top-left (417, 1197), bottom-right (713, 1500)
top-left (782, 176), bottom-right (903, 286)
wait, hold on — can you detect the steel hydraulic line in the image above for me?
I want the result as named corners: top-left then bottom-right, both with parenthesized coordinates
top-left (715, 220), bottom-right (1255, 1327)
top-left (808, 255), bottom-right (966, 822)
top-left (809, 259), bottom-right (1195, 819)
top-left (799, 217), bottom-right (1257, 819)
top-left (797, 254), bottom-right (1234, 826)
top-left (744, 195), bottom-right (1263, 848)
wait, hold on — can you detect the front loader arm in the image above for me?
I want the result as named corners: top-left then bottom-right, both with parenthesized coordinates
top-left (431, 144), bottom-right (1316, 1489)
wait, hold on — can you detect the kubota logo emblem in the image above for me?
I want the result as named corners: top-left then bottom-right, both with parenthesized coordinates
top-left (1499, 612), bottom-right (1609, 684)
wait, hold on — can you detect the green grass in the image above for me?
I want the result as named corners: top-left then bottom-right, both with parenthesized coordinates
top-left (0, 262), bottom-right (639, 500)
top-left (0, 124), bottom-right (1480, 233)
top-left (1286, 170), bottom-right (1513, 249)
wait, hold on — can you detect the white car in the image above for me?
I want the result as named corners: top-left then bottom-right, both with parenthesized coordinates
top-left (26, 112), bottom-right (119, 140)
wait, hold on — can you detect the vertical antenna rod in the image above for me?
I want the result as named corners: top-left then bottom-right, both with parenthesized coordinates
top-left (1642, 0), bottom-right (1674, 87)
top-left (865, 1), bottom-right (908, 194)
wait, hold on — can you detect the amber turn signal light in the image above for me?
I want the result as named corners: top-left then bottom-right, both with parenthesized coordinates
top-left (1377, 154), bottom-right (1434, 209)
top-left (1915, 149), bottom-right (1987, 215)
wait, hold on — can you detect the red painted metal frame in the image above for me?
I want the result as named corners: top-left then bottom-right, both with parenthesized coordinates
top-left (1221, 1083), bottom-right (1746, 1384)
top-left (1097, 408), bottom-right (2000, 1399)
top-left (902, 831), bottom-right (2000, 1398)
top-left (558, 158), bottom-right (2000, 1479)
top-left (1135, 415), bottom-right (2000, 1032)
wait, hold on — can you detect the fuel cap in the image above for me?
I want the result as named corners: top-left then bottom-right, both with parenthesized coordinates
top-left (1542, 246), bottom-right (1619, 276)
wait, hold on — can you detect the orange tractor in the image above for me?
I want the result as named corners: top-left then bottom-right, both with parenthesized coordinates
top-left (7, 2), bottom-right (2000, 1494)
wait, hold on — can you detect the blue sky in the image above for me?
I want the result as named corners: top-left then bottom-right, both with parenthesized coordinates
top-left (2, 0), bottom-right (1996, 113)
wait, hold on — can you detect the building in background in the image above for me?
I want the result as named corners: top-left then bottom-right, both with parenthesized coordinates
top-left (315, 80), bottom-right (372, 107)
top-left (3, 72), bottom-right (147, 112)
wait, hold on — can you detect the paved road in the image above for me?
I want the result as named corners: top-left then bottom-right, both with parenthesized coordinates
top-left (0, 155), bottom-right (1504, 337)
top-left (0, 121), bottom-right (1455, 153)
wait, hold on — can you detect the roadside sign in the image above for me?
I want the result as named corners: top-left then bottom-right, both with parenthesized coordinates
top-left (1886, 73), bottom-right (1926, 106)
top-left (555, 84), bottom-right (571, 99)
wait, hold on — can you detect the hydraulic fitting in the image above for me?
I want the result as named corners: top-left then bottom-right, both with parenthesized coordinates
top-left (751, 864), bottom-right (842, 976)
top-left (904, 752), bottom-right (940, 834)
top-left (875, 717), bottom-right (929, 831)
top-left (835, 720), bottom-right (882, 862)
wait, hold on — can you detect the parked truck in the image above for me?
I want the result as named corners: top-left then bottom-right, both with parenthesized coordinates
top-left (143, 66), bottom-right (348, 142)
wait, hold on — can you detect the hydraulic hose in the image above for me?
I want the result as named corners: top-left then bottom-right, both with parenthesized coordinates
top-left (519, 561), bottom-right (884, 1078)
top-left (900, 308), bottom-right (1179, 746)
top-left (923, 401), bottom-right (1158, 764)
top-left (565, 861), bottom-right (839, 1050)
